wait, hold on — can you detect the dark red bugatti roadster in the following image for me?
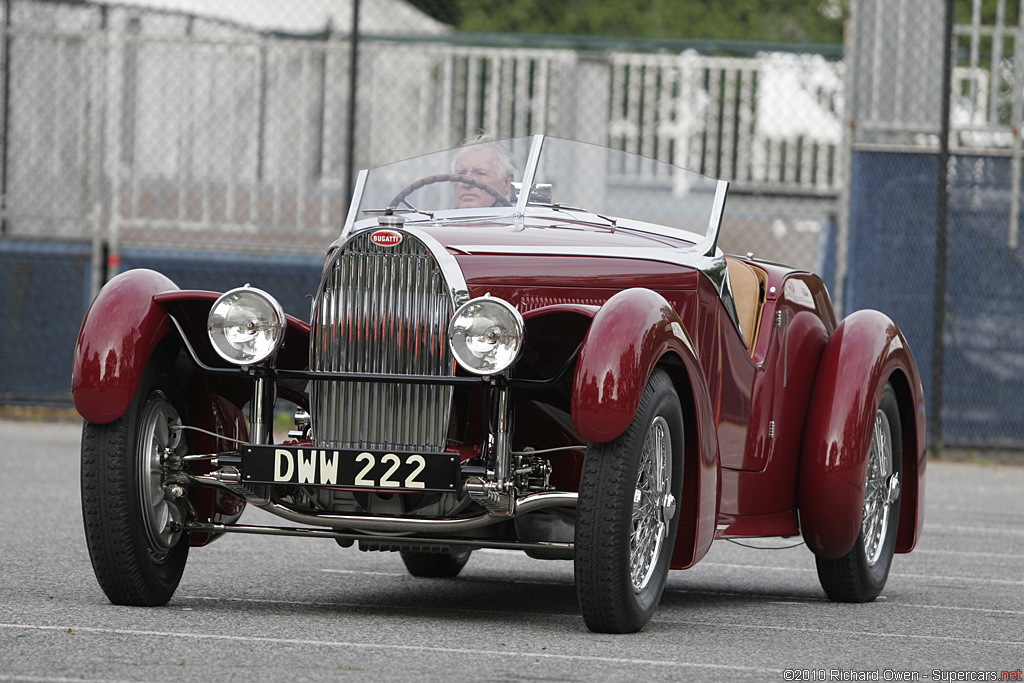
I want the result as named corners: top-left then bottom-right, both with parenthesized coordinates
top-left (73, 135), bottom-right (925, 633)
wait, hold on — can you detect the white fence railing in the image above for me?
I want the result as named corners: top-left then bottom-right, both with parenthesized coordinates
top-left (0, 17), bottom-right (848, 248)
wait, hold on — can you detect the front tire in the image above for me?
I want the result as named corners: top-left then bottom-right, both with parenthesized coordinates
top-left (81, 358), bottom-right (190, 605)
top-left (816, 382), bottom-right (903, 602)
top-left (574, 368), bottom-right (684, 633)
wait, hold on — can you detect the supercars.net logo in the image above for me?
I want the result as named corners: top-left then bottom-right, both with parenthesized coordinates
top-left (370, 230), bottom-right (403, 247)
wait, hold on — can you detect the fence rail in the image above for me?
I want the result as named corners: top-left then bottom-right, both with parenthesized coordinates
top-left (0, 12), bottom-right (848, 258)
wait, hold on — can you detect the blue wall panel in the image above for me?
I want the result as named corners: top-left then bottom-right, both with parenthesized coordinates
top-left (0, 241), bottom-right (323, 406)
top-left (118, 247), bottom-right (324, 321)
top-left (0, 240), bottom-right (92, 403)
top-left (845, 151), bottom-right (1024, 448)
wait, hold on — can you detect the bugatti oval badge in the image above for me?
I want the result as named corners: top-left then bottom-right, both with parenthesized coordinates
top-left (370, 230), bottom-right (403, 247)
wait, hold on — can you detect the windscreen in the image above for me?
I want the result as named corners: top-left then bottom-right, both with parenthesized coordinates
top-left (349, 135), bottom-right (724, 252)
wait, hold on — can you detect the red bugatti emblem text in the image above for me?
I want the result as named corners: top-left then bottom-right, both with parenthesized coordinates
top-left (371, 230), bottom-right (403, 247)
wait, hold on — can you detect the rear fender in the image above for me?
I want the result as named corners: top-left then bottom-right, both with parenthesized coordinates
top-left (72, 269), bottom-right (179, 424)
top-left (798, 310), bottom-right (926, 559)
top-left (571, 287), bottom-right (720, 569)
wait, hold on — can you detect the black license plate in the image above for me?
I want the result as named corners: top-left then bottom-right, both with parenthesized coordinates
top-left (241, 445), bottom-right (459, 492)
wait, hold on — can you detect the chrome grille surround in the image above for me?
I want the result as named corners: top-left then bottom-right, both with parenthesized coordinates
top-left (310, 227), bottom-right (468, 452)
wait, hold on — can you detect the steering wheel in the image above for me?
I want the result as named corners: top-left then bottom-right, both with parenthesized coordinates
top-left (390, 173), bottom-right (512, 208)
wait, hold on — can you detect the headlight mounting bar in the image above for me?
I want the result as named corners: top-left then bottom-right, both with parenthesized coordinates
top-left (168, 314), bottom-right (581, 391)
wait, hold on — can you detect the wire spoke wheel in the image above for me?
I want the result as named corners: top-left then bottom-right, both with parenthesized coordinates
top-left (575, 369), bottom-right (683, 633)
top-left (861, 410), bottom-right (893, 567)
top-left (136, 392), bottom-right (186, 558)
top-left (815, 382), bottom-right (903, 603)
top-left (630, 416), bottom-right (672, 593)
top-left (81, 356), bottom-right (191, 606)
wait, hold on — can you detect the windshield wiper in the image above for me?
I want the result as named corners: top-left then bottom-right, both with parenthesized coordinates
top-left (534, 203), bottom-right (617, 228)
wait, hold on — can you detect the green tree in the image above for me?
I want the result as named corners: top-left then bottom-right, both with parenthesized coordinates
top-left (447, 0), bottom-right (845, 43)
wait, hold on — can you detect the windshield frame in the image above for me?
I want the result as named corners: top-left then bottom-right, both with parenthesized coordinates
top-left (340, 134), bottom-right (729, 257)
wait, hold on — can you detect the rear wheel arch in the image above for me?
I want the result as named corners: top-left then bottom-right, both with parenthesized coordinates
top-left (658, 357), bottom-right (699, 503)
top-left (885, 368), bottom-right (924, 553)
top-left (654, 353), bottom-right (719, 570)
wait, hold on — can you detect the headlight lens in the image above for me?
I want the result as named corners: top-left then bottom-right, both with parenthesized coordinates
top-left (449, 296), bottom-right (524, 375)
top-left (207, 286), bottom-right (286, 365)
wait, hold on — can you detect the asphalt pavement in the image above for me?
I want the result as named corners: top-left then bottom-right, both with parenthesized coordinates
top-left (1, 419), bottom-right (1022, 682)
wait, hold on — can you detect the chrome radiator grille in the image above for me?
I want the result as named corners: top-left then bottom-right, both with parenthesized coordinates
top-left (310, 231), bottom-right (456, 452)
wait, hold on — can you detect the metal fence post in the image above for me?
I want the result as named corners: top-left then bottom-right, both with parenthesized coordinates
top-left (343, 0), bottom-right (359, 205)
top-left (931, 0), bottom-right (954, 455)
top-left (1009, 6), bottom-right (1024, 251)
top-left (1, 0), bottom-right (12, 238)
top-left (89, 6), bottom-right (109, 302)
top-left (834, 3), bottom-right (859, 319)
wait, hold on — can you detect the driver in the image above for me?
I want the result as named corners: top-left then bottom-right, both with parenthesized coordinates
top-left (452, 137), bottom-right (516, 208)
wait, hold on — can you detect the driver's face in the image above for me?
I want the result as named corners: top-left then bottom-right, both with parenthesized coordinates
top-left (453, 147), bottom-right (512, 208)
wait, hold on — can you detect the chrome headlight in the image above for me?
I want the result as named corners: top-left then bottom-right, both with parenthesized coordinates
top-left (207, 286), bottom-right (286, 365)
top-left (448, 296), bottom-right (524, 375)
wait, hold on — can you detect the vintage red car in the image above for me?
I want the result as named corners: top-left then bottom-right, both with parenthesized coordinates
top-left (72, 135), bottom-right (925, 633)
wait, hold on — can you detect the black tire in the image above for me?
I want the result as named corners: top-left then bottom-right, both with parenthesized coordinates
top-left (816, 382), bottom-right (903, 602)
top-left (81, 356), bottom-right (190, 606)
top-left (399, 549), bottom-right (472, 578)
top-left (574, 368), bottom-right (684, 633)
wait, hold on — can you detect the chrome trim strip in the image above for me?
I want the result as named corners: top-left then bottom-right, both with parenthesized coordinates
top-left (340, 169), bottom-right (369, 241)
top-left (447, 244), bottom-right (710, 271)
top-left (697, 179), bottom-right (730, 258)
top-left (703, 255), bottom-right (746, 348)
top-left (515, 134), bottom-right (546, 215)
top-left (401, 225), bottom-right (471, 308)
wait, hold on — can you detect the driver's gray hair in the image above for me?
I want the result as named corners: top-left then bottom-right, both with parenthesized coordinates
top-left (455, 134), bottom-right (518, 178)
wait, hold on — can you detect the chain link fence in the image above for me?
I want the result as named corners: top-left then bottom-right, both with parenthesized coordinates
top-left (841, 0), bottom-right (1024, 449)
top-left (1, 0), bottom-right (1019, 451)
top-left (1, 0), bottom-right (841, 261)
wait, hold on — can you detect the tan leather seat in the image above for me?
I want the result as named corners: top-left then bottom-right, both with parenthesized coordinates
top-left (726, 258), bottom-right (767, 354)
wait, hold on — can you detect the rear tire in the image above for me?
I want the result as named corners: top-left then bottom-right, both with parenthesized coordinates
top-left (399, 549), bottom-right (471, 578)
top-left (81, 356), bottom-right (190, 605)
top-left (574, 368), bottom-right (684, 633)
top-left (816, 382), bottom-right (903, 602)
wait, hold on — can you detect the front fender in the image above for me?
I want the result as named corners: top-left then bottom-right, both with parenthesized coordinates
top-left (72, 269), bottom-right (179, 424)
top-left (799, 309), bottom-right (926, 559)
top-left (571, 287), bottom-right (720, 569)
top-left (572, 288), bottom-right (698, 444)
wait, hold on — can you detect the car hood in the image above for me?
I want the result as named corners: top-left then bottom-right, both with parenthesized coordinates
top-left (403, 217), bottom-right (703, 292)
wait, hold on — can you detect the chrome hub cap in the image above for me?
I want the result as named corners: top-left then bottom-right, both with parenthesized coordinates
top-left (862, 409), bottom-right (897, 567)
top-left (136, 392), bottom-right (185, 557)
top-left (630, 416), bottom-right (672, 593)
